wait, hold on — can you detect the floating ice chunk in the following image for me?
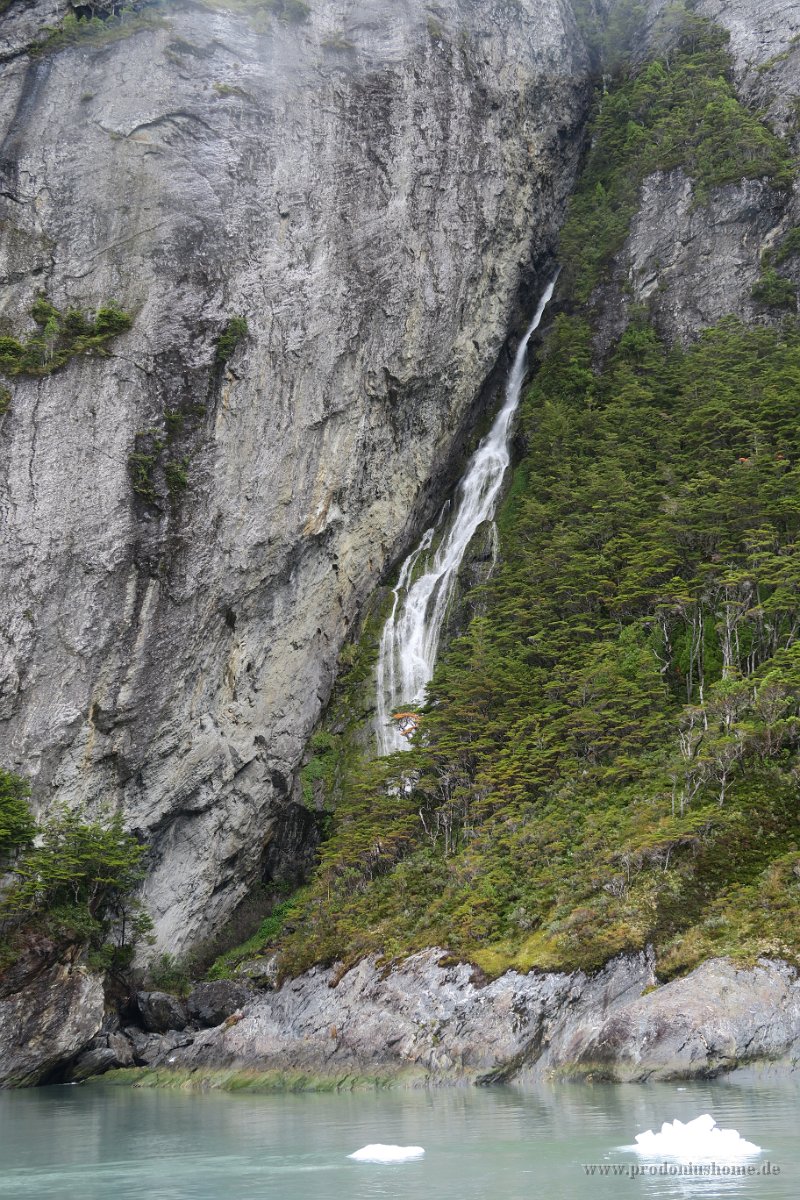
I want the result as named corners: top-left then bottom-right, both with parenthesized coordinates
top-left (348, 1144), bottom-right (425, 1164)
top-left (628, 1114), bottom-right (761, 1160)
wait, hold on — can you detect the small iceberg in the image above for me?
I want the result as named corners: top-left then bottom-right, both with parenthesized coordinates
top-left (627, 1114), bottom-right (761, 1160)
top-left (348, 1144), bottom-right (425, 1164)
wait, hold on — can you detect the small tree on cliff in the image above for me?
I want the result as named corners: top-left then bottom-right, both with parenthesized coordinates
top-left (0, 770), bottom-right (36, 863)
top-left (0, 790), bottom-right (151, 972)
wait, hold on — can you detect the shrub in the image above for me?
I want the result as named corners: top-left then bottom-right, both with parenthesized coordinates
top-left (147, 952), bottom-right (191, 996)
top-left (752, 267), bottom-right (797, 310)
top-left (165, 457), bottom-right (189, 493)
top-left (0, 295), bottom-right (133, 378)
top-left (216, 315), bottom-right (248, 363)
top-left (30, 3), bottom-right (167, 56)
top-left (774, 226), bottom-right (800, 265)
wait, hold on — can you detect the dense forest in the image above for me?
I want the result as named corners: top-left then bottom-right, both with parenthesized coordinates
top-left (263, 9), bottom-right (800, 983)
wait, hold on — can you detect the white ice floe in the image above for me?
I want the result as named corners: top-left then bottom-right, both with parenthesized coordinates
top-left (627, 1114), bottom-right (762, 1160)
top-left (348, 1144), bottom-right (426, 1164)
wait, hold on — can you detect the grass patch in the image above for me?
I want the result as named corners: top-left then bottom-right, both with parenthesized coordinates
top-left (206, 895), bottom-right (301, 980)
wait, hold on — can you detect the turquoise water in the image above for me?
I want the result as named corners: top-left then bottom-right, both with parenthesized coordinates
top-left (0, 1076), bottom-right (797, 1199)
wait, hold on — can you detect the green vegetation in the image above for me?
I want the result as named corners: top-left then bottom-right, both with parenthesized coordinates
top-left (268, 10), bottom-right (800, 985)
top-left (0, 780), bottom-right (151, 974)
top-left (0, 388), bottom-right (10, 416)
top-left (559, 10), bottom-right (793, 304)
top-left (752, 267), bottom-right (797, 310)
top-left (165, 456), bottom-right (190, 494)
top-left (96, 1065), bottom-right (421, 1092)
top-left (426, 15), bottom-right (444, 41)
top-left (0, 770), bottom-right (35, 861)
top-left (216, 315), bottom-right (248, 363)
top-left (147, 952), bottom-right (191, 996)
top-left (30, 3), bottom-right (168, 56)
top-left (212, 81), bottom-right (249, 99)
top-left (0, 296), bottom-right (132, 378)
top-left (279, 312), bottom-right (800, 983)
top-left (129, 406), bottom-right (205, 505)
top-left (129, 448), bottom-right (159, 502)
top-left (206, 896), bottom-right (301, 979)
top-left (773, 226), bottom-right (800, 264)
top-left (300, 732), bottom-right (338, 809)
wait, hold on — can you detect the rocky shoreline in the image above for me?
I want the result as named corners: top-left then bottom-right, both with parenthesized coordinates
top-left (3, 948), bottom-right (799, 1089)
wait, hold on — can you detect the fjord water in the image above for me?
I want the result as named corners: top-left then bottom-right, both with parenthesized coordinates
top-left (374, 279), bottom-right (557, 755)
top-left (1, 1077), bottom-right (797, 1200)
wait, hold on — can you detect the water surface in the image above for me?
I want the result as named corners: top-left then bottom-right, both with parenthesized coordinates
top-left (0, 1075), bottom-right (797, 1199)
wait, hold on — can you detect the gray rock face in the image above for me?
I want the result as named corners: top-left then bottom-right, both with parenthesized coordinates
top-left (559, 958), bottom-right (800, 1081)
top-left (136, 989), bottom-right (188, 1032)
top-left (596, 171), bottom-right (788, 353)
top-left (0, 946), bottom-right (105, 1087)
top-left (0, 0), bottom-right (592, 954)
top-left (69, 1044), bottom-right (122, 1082)
top-left (175, 948), bottom-right (657, 1080)
top-left (167, 952), bottom-right (800, 1082)
top-left (187, 978), bottom-right (252, 1027)
top-left (124, 1023), bottom-right (194, 1065)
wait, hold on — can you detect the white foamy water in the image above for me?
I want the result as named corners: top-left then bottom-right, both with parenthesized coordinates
top-left (627, 1114), bottom-right (762, 1160)
top-left (348, 1144), bottom-right (426, 1164)
top-left (374, 277), bottom-right (557, 754)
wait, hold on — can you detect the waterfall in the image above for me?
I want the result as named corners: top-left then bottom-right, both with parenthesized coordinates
top-left (374, 277), bottom-right (557, 755)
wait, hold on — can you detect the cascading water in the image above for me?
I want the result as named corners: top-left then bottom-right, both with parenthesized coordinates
top-left (374, 277), bottom-right (557, 754)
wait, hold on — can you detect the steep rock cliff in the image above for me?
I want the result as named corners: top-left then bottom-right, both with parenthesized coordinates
top-left (0, 0), bottom-right (592, 952)
top-left (599, 0), bottom-right (800, 349)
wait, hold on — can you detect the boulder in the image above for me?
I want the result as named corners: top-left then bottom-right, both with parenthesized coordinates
top-left (135, 990), bottom-right (188, 1033)
top-left (69, 1046), bottom-right (121, 1082)
top-left (187, 980), bottom-right (253, 1028)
